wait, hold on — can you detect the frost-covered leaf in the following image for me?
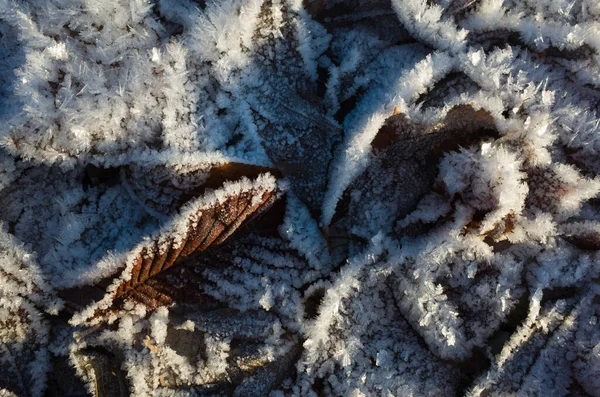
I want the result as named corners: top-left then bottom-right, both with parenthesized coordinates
top-left (561, 220), bottom-right (600, 251)
top-left (390, 244), bottom-right (526, 361)
top-left (72, 348), bottom-right (128, 397)
top-left (337, 104), bottom-right (497, 242)
top-left (298, 238), bottom-right (463, 396)
top-left (469, 287), bottom-right (600, 396)
top-left (0, 229), bottom-right (60, 396)
top-left (526, 164), bottom-right (600, 221)
top-left (70, 306), bottom-right (300, 396)
top-left (71, 173), bottom-right (281, 324)
top-left (0, 297), bottom-right (50, 396)
top-left (243, 0), bottom-right (341, 215)
top-left (0, 164), bottom-right (159, 289)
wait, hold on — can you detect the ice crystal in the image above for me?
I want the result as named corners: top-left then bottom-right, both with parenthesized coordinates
top-left (1, 0), bottom-right (600, 396)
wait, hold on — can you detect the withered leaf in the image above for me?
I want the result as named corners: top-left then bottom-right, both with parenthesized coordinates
top-left (73, 173), bottom-right (281, 324)
top-left (245, 1), bottom-right (341, 217)
top-left (334, 105), bottom-right (498, 242)
top-left (0, 231), bottom-right (59, 397)
top-left (468, 295), bottom-right (587, 395)
top-left (303, 0), bottom-right (410, 42)
top-left (371, 104), bottom-right (496, 152)
top-left (73, 348), bottom-right (129, 397)
top-left (0, 303), bottom-right (46, 396)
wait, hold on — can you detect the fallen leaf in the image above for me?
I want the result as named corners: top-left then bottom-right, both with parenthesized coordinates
top-left (335, 104), bottom-right (498, 242)
top-left (72, 174), bottom-right (281, 324)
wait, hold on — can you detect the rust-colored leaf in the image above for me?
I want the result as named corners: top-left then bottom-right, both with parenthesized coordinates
top-left (76, 174), bottom-right (281, 324)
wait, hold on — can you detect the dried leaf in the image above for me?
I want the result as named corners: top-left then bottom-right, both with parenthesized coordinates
top-left (74, 348), bottom-right (129, 397)
top-left (304, 0), bottom-right (408, 39)
top-left (561, 221), bottom-right (600, 250)
top-left (0, 230), bottom-right (59, 396)
top-left (468, 295), bottom-right (586, 396)
top-left (74, 174), bottom-right (281, 324)
top-left (336, 105), bottom-right (498, 242)
top-left (150, 309), bottom-right (300, 394)
top-left (371, 104), bottom-right (496, 152)
top-left (0, 302), bottom-right (48, 396)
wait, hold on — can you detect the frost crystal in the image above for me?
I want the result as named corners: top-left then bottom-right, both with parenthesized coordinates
top-left (1, 0), bottom-right (600, 395)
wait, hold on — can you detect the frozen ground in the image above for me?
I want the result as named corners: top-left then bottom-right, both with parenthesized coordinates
top-left (1, 0), bottom-right (600, 396)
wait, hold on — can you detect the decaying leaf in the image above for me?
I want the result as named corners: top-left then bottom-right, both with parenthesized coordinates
top-left (561, 220), bottom-right (600, 250)
top-left (71, 173), bottom-right (281, 325)
top-left (468, 290), bottom-right (598, 396)
top-left (0, 298), bottom-right (50, 397)
top-left (182, 309), bottom-right (301, 396)
top-left (335, 104), bottom-right (498, 243)
top-left (70, 307), bottom-right (300, 396)
top-left (304, 0), bottom-right (411, 43)
top-left (74, 348), bottom-right (129, 397)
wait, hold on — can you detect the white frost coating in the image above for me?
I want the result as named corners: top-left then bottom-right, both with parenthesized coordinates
top-left (439, 145), bottom-right (529, 234)
top-left (391, 0), bottom-right (468, 52)
top-left (203, 335), bottom-right (231, 379)
top-left (1, 0), bottom-right (600, 394)
top-left (188, 0), bottom-right (262, 67)
top-left (321, 52), bottom-right (455, 226)
top-left (0, 226), bottom-right (55, 396)
top-left (280, 194), bottom-right (330, 270)
top-left (150, 307), bottom-right (170, 345)
top-left (71, 173), bottom-right (278, 326)
top-left (463, 0), bottom-right (600, 53)
top-left (0, 227), bottom-right (63, 314)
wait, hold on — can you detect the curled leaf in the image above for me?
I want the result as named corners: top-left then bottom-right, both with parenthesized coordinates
top-left (336, 104), bottom-right (498, 241)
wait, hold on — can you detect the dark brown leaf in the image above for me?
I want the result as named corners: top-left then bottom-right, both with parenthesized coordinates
top-left (371, 104), bottom-right (496, 152)
top-left (562, 221), bottom-right (600, 250)
top-left (74, 348), bottom-right (129, 397)
top-left (74, 174), bottom-right (281, 324)
top-left (334, 104), bottom-right (498, 244)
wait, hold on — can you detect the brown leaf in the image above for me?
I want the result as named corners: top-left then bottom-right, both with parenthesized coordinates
top-left (73, 348), bottom-right (129, 397)
top-left (334, 105), bottom-right (498, 243)
top-left (303, 0), bottom-right (406, 35)
top-left (73, 174), bottom-right (281, 324)
top-left (371, 104), bottom-right (496, 152)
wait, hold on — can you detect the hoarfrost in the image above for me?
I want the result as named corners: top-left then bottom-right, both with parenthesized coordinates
top-left (0, 0), bottom-right (600, 395)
